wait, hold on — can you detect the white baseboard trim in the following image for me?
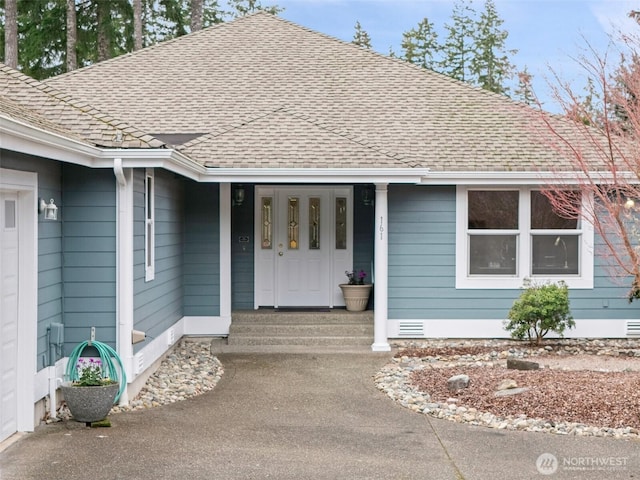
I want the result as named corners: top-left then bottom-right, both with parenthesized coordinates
top-left (184, 315), bottom-right (230, 336)
top-left (388, 319), bottom-right (633, 339)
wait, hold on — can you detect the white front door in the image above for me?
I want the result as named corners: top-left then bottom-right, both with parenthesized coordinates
top-left (0, 192), bottom-right (19, 442)
top-left (255, 186), bottom-right (352, 308)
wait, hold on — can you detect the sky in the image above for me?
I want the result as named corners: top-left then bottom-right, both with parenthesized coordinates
top-left (271, 0), bottom-right (639, 109)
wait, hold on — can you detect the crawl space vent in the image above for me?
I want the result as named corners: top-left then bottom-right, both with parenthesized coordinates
top-left (626, 321), bottom-right (640, 337)
top-left (398, 321), bottom-right (425, 337)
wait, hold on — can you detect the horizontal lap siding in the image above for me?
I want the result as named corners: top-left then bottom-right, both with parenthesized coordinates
top-left (1, 151), bottom-right (63, 370)
top-left (184, 183), bottom-right (220, 315)
top-left (62, 165), bottom-right (116, 352)
top-left (388, 185), bottom-right (640, 322)
top-left (231, 185), bottom-right (253, 309)
top-left (388, 185), bottom-right (494, 319)
top-left (133, 170), bottom-right (184, 350)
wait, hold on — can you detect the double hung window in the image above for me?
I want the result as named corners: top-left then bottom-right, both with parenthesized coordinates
top-left (456, 187), bottom-right (593, 289)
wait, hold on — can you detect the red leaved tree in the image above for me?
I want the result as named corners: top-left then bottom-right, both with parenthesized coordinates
top-left (532, 30), bottom-right (640, 300)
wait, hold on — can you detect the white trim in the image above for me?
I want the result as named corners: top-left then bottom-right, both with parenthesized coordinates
top-left (220, 184), bottom-right (232, 324)
top-left (0, 168), bottom-right (37, 433)
top-left (455, 186), bottom-right (594, 289)
top-left (372, 183), bottom-right (391, 352)
top-left (388, 318), bottom-right (633, 339)
top-left (144, 168), bottom-right (155, 282)
top-left (114, 162), bottom-right (135, 403)
top-left (183, 316), bottom-right (231, 336)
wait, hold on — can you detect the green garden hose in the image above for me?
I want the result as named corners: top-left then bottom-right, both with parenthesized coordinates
top-left (65, 339), bottom-right (127, 402)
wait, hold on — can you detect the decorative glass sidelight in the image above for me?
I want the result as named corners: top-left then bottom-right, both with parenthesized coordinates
top-left (309, 197), bottom-right (320, 249)
top-left (261, 197), bottom-right (272, 249)
top-left (288, 197), bottom-right (299, 249)
top-left (335, 197), bottom-right (347, 249)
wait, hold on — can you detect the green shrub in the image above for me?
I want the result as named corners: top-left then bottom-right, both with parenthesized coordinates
top-left (504, 280), bottom-right (575, 345)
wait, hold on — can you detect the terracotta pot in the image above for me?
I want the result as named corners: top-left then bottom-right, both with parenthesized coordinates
top-left (61, 382), bottom-right (119, 423)
top-left (339, 284), bottom-right (372, 311)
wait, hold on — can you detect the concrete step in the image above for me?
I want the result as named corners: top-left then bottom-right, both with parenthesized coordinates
top-left (228, 309), bottom-right (374, 347)
top-left (227, 335), bottom-right (374, 346)
top-left (229, 323), bottom-right (373, 336)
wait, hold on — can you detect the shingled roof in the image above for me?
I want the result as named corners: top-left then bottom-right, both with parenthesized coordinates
top-left (44, 12), bottom-right (593, 172)
top-left (0, 64), bottom-right (165, 149)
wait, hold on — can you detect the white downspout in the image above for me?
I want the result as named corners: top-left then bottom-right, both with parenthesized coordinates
top-left (114, 158), bottom-right (134, 403)
top-left (372, 183), bottom-right (390, 351)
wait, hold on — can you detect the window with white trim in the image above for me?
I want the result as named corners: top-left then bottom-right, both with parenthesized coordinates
top-left (456, 187), bottom-right (593, 289)
top-left (145, 169), bottom-right (155, 282)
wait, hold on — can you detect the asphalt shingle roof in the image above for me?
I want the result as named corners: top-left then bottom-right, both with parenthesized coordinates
top-left (0, 64), bottom-right (165, 149)
top-left (43, 13), bottom-right (601, 172)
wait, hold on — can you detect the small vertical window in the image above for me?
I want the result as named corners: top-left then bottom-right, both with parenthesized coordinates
top-left (4, 199), bottom-right (16, 229)
top-left (145, 169), bottom-right (155, 281)
top-left (309, 197), bottom-right (320, 249)
top-left (335, 197), bottom-right (347, 249)
top-left (261, 197), bottom-right (272, 249)
top-left (288, 197), bottom-right (299, 249)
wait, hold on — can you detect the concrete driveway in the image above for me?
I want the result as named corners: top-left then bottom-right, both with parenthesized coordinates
top-left (1, 352), bottom-right (638, 479)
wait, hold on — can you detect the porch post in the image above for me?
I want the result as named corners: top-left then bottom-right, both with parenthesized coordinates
top-left (372, 183), bottom-right (390, 352)
top-left (219, 183), bottom-right (232, 325)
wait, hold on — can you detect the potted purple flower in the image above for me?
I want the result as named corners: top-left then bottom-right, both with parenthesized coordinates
top-left (61, 357), bottom-right (119, 425)
top-left (339, 269), bottom-right (372, 311)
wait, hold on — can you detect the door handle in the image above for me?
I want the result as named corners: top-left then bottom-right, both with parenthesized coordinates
top-left (278, 251), bottom-right (284, 256)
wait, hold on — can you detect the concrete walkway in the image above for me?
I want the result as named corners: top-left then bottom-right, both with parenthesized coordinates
top-left (1, 352), bottom-right (638, 479)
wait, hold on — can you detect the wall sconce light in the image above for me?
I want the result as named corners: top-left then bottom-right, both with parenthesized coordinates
top-left (39, 198), bottom-right (58, 220)
top-left (361, 187), bottom-right (374, 206)
top-left (233, 185), bottom-right (245, 207)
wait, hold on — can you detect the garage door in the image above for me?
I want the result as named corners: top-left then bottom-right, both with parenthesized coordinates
top-left (0, 192), bottom-right (19, 442)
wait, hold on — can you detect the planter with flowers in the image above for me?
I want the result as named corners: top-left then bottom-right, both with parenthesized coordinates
top-left (339, 269), bottom-right (372, 311)
top-left (61, 337), bottom-right (126, 425)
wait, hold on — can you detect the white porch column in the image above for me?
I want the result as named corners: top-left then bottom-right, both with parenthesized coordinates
top-left (114, 160), bottom-right (134, 403)
top-left (372, 183), bottom-right (390, 352)
top-left (219, 183), bottom-right (232, 325)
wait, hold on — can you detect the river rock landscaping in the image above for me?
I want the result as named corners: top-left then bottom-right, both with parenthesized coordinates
top-left (375, 338), bottom-right (640, 439)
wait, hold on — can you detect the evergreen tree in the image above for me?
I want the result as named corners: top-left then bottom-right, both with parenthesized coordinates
top-left (514, 67), bottom-right (535, 105)
top-left (352, 21), bottom-right (372, 49)
top-left (440, 0), bottom-right (476, 82)
top-left (470, 0), bottom-right (516, 94)
top-left (227, 0), bottom-right (282, 17)
top-left (400, 17), bottom-right (439, 70)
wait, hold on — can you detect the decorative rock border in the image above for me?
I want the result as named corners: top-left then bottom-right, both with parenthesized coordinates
top-left (375, 339), bottom-right (640, 439)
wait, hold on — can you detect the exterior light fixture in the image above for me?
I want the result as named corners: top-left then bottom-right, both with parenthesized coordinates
top-left (39, 198), bottom-right (58, 220)
top-left (361, 187), bottom-right (374, 206)
top-left (233, 186), bottom-right (245, 206)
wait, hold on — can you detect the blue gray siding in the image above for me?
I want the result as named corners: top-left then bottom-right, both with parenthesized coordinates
top-left (231, 185), bottom-right (253, 309)
top-left (388, 184), bottom-right (640, 321)
top-left (133, 170), bottom-right (184, 349)
top-left (62, 165), bottom-right (116, 352)
top-left (184, 183), bottom-right (220, 315)
top-left (1, 151), bottom-right (62, 370)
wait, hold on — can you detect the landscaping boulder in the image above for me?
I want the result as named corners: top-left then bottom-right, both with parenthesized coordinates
top-left (507, 359), bottom-right (539, 370)
top-left (494, 387), bottom-right (530, 397)
top-left (447, 374), bottom-right (470, 392)
top-left (497, 379), bottom-right (518, 391)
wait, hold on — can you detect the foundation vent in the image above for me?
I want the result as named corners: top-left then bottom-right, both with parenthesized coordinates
top-left (398, 321), bottom-right (425, 337)
top-left (626, 321), bottom-right (640, 337)
top-left (168, 327), bottom-right (176, 346)
top-left (135, 353), bottom-right (145, 375)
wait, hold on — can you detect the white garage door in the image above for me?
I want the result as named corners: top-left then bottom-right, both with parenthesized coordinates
top-left (0, 192), bottom-right (19, 443)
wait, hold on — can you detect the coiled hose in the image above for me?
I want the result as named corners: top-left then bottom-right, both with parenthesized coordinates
top-left (65, 340), bottom-right (127, 403)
